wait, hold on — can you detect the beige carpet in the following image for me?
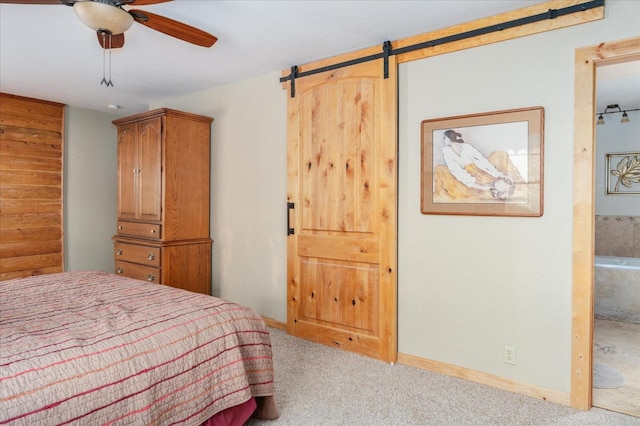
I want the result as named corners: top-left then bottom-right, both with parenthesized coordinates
top-left (246, 328), bottom-right (640, 425)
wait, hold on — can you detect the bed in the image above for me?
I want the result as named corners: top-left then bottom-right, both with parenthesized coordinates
top-left (0, 270), bottom-right (279, 425)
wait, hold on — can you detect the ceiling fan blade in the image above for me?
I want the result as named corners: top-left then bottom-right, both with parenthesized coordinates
top-left (127, 0), bottom-right (173, 5)
top-left (96, 31), bottom-right (125, 49)
top-left (0, 0), bottom-right (166, 4)
top-left (129, 9), bottom-right (217, 48)
top-left (0, 0), bottom-right (67, 4)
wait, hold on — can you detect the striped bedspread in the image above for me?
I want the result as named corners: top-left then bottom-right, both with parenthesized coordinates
top-left (0, 271), bottom-right (276, 425)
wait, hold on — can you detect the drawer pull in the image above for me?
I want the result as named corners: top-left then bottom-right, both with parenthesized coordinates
top-left (148, 253), bottom-right (155, 261)
top-left (118, 225), bottom-right (123, 230)
top-left (116, 267), bottom-right (124, 274)
top-left (147, 274), bottom-right (156, 282)
top-left (116, 249), bottom-right (123, 255)
top-left (150, 229), bottom-right (156, 234)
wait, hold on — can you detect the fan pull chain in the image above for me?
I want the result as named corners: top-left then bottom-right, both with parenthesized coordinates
top-left (101, 32), bottom-right (114, 87)
top-left (107, 43), bottom-right (113, 87)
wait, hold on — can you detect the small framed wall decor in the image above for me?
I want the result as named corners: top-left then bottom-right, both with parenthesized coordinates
top-left (421, 106), bottom-right (544, 217)
top-left (606, 152), bottom-right (640, 195)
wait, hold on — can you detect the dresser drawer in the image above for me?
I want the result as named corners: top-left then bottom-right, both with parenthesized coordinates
top-left (117, 221), bottom-right (161, 239)
top-left (114, 242), bottom-right (160, 267)
top-left (115, 260), bottom-right (161, 283)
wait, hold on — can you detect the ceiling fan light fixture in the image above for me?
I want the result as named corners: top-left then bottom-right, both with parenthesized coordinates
top-left (73, 1), bottom-right (134, 35)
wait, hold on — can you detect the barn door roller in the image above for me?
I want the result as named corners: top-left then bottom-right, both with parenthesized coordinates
top-left (282, 41), bottom-right (391, 98)
top-left (382, 40), bottom-right (391, 79)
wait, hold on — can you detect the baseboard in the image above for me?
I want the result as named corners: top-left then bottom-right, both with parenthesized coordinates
top-left (260, 320), bottom-right (570, 406)
top-left (397, 352), bottom-right (570, 406)
top-left (262, 316), bottom-right (286, 330)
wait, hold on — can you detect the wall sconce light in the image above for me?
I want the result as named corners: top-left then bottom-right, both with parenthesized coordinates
top-left (596, 104), bottom-right (639, 125)
top-left (621, 111), bottom-right (630, 123)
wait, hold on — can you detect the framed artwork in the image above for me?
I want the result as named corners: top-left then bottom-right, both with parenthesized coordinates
top-left (606, 152), bottom-right (640, 195)
top-left (421, 106), bottom-right (544, 216)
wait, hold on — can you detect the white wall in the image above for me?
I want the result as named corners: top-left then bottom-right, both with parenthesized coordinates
top-left (399, 1), bottom-right (639, 394)
top-left (64, 106), bottom-right (117, 272)
top-left (64, 0), bottom-right (640, 398)
top-left (150, 73), bottom-right (288, 320)
top-left (595, 109), bottom-right (640, 215)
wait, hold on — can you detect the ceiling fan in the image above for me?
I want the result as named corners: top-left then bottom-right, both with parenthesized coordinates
top-left (0, 0), bottom-right (218, 49)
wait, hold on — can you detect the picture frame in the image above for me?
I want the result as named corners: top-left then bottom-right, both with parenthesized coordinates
top-left (605, 152), bottom-right (640, 195)
top-left (421, 106), bottom-right (544, 217)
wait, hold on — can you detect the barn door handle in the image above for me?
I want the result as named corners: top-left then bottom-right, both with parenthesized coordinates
top-left (287, 202), bottom-right (295, 235)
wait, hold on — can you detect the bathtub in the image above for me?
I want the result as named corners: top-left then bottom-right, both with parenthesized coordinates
top-left (594, 256), bottom-right (640, 324)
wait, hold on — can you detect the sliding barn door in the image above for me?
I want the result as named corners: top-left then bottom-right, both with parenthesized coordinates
top-left (286, 57), bottom-right (398, 362)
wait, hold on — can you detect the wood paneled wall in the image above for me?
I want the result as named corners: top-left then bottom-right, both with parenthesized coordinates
top-left (0, 93), bottom-right (65, 280)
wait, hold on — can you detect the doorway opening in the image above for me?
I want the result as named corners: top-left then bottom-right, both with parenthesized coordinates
top-left (571, 36), bottom-right (640, 411)
top-left (591, 59), bottom-right (640, 417)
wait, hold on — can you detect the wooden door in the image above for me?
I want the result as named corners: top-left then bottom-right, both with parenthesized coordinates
top-left (286, 57), bottom-right (398, 362)
top-left (137, 117), bottom-right (162, 222)
top-left (116, 123), bottom-right (137, 220)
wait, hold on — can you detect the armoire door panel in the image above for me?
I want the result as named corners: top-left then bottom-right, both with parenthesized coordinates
top-left (138, 117), bottom-right (162, 222)
top-left (117, 123), bottom-right (138, 220)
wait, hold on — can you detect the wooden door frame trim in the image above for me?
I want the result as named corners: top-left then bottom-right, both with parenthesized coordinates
top-left (571, 36), bottom-right (640, 410)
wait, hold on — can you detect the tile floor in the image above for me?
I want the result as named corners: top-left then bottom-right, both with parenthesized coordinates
top-left (592, 319), bottom-right (640, 418)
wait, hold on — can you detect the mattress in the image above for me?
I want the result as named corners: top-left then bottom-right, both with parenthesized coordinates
top-left (0, 270), bottom-right (278, 425)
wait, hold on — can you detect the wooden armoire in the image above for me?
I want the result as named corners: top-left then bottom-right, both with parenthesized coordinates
top-left (112, 108), bottom-right (213, 294)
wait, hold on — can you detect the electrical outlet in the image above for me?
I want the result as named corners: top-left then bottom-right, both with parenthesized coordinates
top-left (504, 345), bottom-right (516, 365)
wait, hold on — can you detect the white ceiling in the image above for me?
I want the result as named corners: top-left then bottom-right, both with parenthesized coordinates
top-left (0, 0), bottom-right (637, 118)
top-left (596, 60), bottom-right (640, 115)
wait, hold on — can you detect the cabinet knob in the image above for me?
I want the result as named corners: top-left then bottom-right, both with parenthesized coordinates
top-left (150, 229), bottom-right (156, 234)
top-left (116, 267), bottom-right (124, 274)
top-left (148, 253), bottom-right (155, 261)
top-left (116, 249), bottom-right (123, 256)
top-left (118, 225), bottom-right (123, 230)
top-left (147, 274), bottom-right (156, 282)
